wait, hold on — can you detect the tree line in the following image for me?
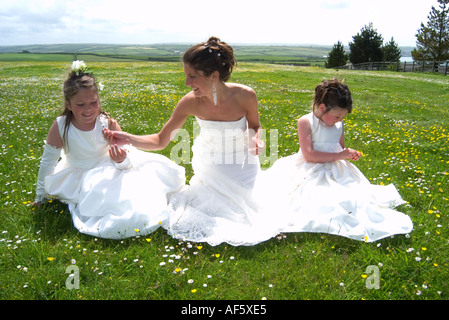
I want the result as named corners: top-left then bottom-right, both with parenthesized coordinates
top-left (326, 0), bottom-right (449, 68)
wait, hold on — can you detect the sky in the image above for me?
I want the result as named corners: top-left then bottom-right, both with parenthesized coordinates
top-left (0, 0), bottom-right (439, 47)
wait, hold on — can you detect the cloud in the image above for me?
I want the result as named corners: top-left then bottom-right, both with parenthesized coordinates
top-left (320, 0), bottom-right (350, 10)
top-left (0, 0), bottom-right (439, 46)
top-left (1, 1), bottom-right (69, 44)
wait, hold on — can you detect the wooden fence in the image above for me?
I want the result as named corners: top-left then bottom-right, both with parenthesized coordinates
top-left (335, 60), bottom-right (449, 75)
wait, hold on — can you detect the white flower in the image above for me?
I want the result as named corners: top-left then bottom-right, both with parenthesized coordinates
top-left (71, 60), bottom-right (87, 74)
top-left (188, 279), bottom-right (194, 284)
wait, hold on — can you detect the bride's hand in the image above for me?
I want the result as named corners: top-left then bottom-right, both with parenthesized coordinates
top-left (103, 128), bottom-right (130, 145)
top-left (249, 137), bottom-right (265, 156)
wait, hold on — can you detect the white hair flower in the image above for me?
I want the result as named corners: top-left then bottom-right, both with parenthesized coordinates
top-left (71, 60), bottom-right (87, 75)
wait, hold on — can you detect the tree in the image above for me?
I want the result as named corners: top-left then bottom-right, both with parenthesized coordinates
top-left (349, 23), bottom-right (384, 64)
top-left (326, 41), bottom-right (349, 68)
top-left (382, 37), bottom-right (402, 62)
top-left (412, 0), bottom-right (449, 61)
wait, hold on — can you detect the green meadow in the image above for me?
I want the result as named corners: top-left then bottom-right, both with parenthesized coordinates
top-left (0, 44), bottom-right (330, 65)
top-left (0, 60), bottom-right (448, 301)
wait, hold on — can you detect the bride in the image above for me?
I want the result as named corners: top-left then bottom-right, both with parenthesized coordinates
top-left (104, 37), bottom-right (280, 246)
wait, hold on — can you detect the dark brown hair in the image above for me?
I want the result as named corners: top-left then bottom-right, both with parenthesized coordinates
top-left (313, 79), bottom-right (352, 114)
top-left (182, 36), bottom-right (236, 82)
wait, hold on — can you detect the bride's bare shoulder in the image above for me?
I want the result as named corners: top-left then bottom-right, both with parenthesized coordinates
top-left (227, 83), bottom-right (256, 99)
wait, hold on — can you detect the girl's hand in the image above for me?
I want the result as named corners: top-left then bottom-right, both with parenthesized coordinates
top-left (343, 148), bottom-right (361, 161)
top-left (103, 128), bottom-right (130, 146)
top-left (109, 144), bottom-right (127, 163)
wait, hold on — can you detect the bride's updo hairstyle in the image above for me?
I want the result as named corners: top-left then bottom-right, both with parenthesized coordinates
top-left (183, 36), bottom-right (237, 82)
top-left (313, 78), bottom-right (352, 115)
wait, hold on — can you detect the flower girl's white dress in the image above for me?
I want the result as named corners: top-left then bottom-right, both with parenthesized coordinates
top-left (44, 115), bottom-right (185, 239)
top-left (256, 112), bottom-right (413, 242)
top-left (167, 116), bottom-right (280, 246)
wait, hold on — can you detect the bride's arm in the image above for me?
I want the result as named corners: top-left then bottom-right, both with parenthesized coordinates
top-left (242, 86), bottom-right (265, 155)
top-left (104, 97), bottom-right (191, 151)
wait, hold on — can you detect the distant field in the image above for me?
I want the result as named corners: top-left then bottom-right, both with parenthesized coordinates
top-left (0, 43), bottom-right (415, 66)
top-left (0, 43), bottom-right (331, 65)
top-left (0, 53), bottom-right (150, 62)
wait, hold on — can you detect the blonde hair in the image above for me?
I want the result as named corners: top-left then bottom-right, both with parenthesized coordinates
top-left (60, 70), bottom-right (108, 151)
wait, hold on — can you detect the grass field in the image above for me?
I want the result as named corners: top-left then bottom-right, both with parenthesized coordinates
top-left (0, 60), bottom-right (448, 302)
top-left (0, 43), bottom-right (331, 66)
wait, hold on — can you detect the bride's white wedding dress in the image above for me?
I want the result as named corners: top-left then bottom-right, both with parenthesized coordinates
top-left (167, 116), bottom-right (280, 246)
top-left (256, 112), bottom-right (413, 242)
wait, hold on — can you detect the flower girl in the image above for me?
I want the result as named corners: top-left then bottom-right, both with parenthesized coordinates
top-left (258, 79), bottom-right (413, 242)
top-left (34, 61), bottom-right (185, 239)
